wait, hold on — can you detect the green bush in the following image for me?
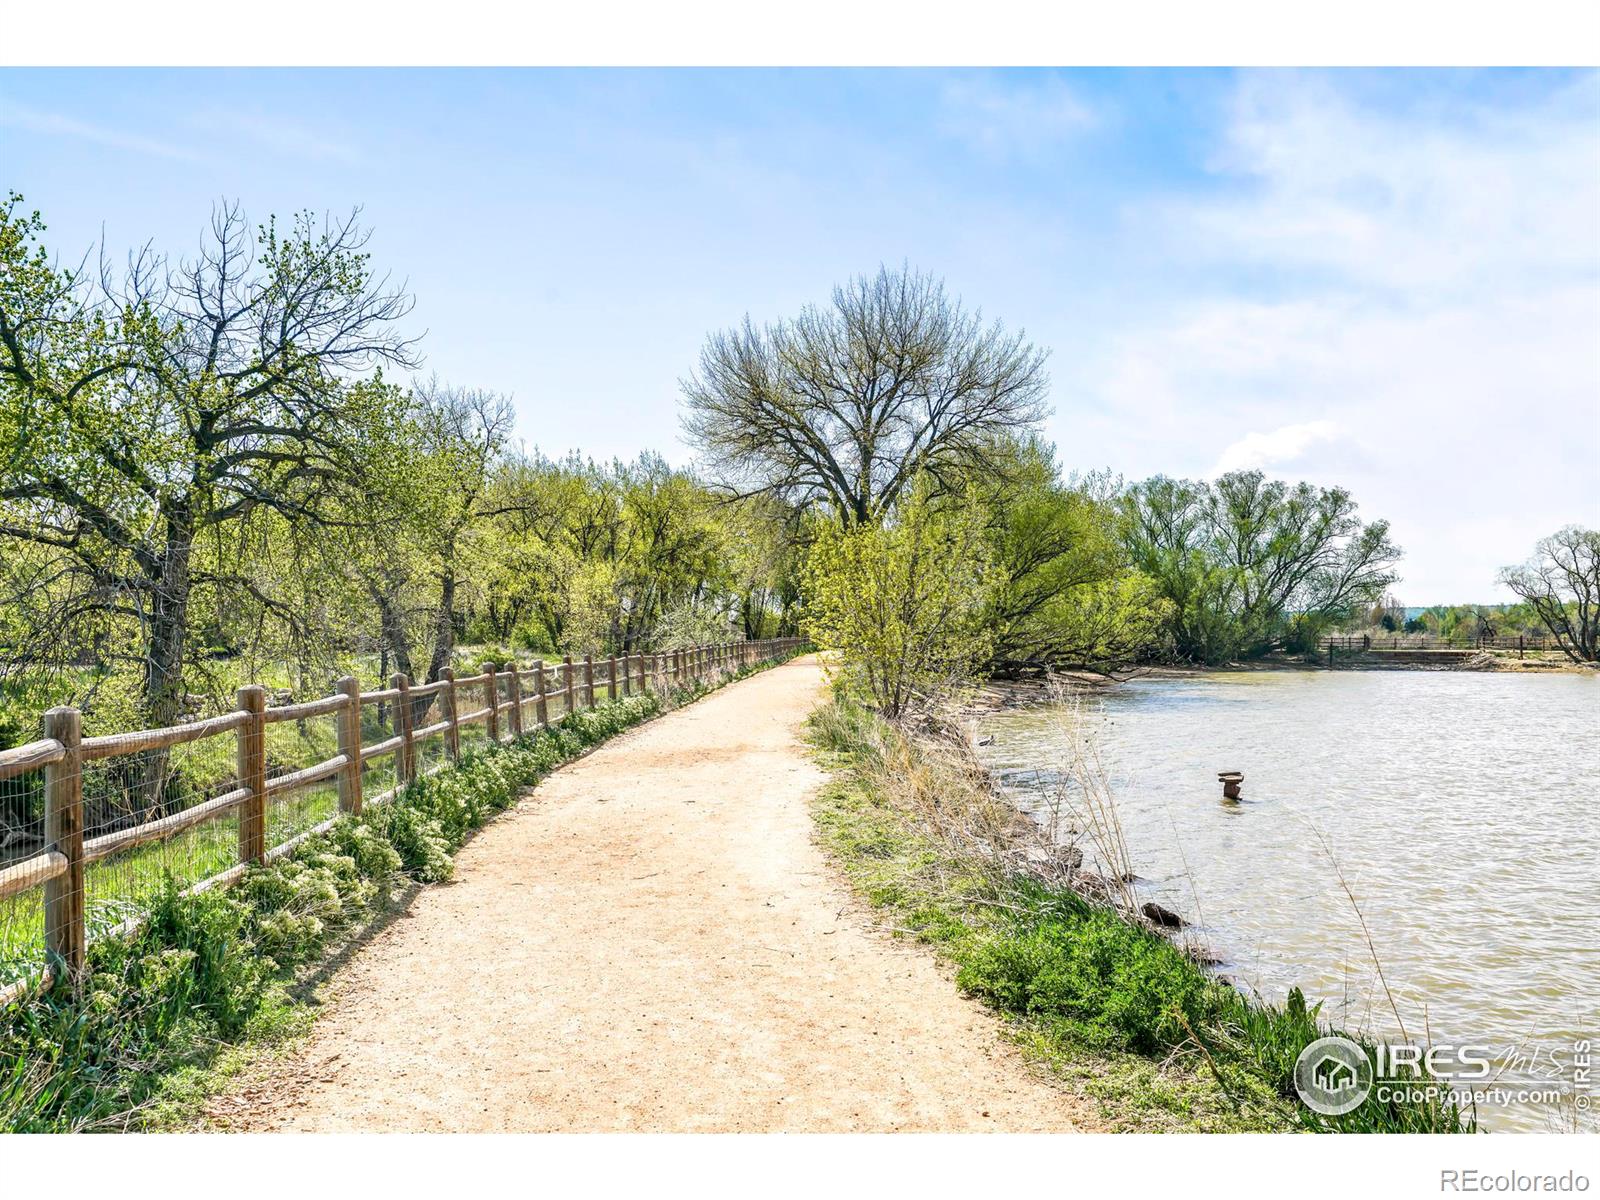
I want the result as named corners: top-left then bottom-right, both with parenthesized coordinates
top-left (958, 904), bottom-right (1227, 1055)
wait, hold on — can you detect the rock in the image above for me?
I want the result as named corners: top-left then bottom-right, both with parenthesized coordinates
top-left (1141, 901), bottom-right (1186, 929)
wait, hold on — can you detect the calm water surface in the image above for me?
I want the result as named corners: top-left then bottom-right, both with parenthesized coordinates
top-left (979, 670), bottom-right (1598, 1131)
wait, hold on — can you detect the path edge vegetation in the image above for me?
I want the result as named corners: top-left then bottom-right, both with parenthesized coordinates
top-left (0, 648), bottom-right (806, 1133)
top-left (804, 689), bottom-right (1476, 1135)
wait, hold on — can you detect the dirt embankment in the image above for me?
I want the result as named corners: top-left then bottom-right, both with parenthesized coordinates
top-left (207, 656), bottom-right (1086, 1133)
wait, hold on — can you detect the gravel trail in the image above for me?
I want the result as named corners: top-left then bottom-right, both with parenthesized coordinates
top-left (209, 656), bottom-right (1083, 1132)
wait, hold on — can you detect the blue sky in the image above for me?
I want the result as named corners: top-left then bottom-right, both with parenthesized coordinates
top-left (2, 68), bottom-right (1596, 602)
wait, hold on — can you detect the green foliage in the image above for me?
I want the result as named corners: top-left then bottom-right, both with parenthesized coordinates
top-left (0, 195), bottom-right (803, 750)
top-left (1497, 526), bottom-right (1600, 662)
top-left (959, 895), bottom-right (1228, 1055)
top-left (1122, 471), bottom-right (1400, 663)
top-left (802, 482), bottom-right (999, 715)
top-left (974, 442), bottom-right (1170, 671)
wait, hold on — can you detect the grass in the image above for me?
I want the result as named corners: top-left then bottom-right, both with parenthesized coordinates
top-left (805, 692), bottom-right (1477, 1134)
top-left (0, 650), bottom-right (803, 1132)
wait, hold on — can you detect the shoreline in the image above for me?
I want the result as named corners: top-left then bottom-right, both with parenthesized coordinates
top-left (970, 651), bottom-right (1593, 709)
top-left (806, 694), bottom-right (1475, 1133)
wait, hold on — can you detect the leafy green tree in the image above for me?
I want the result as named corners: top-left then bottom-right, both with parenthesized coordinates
top-left (1498, 526), bottom-right (1600, 662)
top-left (0, 196), bottom-right (416, 727)
top-left (1122, 471), bottom-right (1400, 662)
top-left (974, 442), bottom-right (1168, 672)
top-left (801, 482), bottom-right (999, 716)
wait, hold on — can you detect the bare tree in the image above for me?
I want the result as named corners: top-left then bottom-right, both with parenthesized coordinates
top-left (681, 264), bottom-right (1049, 525)
top-left (0, 196), bottom-right (420, 729)
top-left (1498, 526), bottom-right (1600, 662)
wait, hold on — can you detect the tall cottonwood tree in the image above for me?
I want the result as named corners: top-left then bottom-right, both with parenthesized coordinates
top-left (0, 195), bottom-right (418, 727)
top-left (681, 264), bottom-right (1049, 526)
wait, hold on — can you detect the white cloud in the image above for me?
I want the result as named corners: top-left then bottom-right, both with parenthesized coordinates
top-left (938, 74), bottom-right (1095, 160)
top-left (0, 96), bottom-right (200, 161)
top-left (1084, 71), bottom-right (1600, 602)
top-left (1211, 420), bottom-right (1341, 476)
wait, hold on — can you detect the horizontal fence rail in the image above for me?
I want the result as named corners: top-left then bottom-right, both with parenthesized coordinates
top-left (1324, 634), bottom-right (1567, 653)
top-left (0, 638), bottom-right (801, 1007)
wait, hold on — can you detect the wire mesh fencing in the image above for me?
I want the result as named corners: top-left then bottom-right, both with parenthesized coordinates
top-left (79, 734), bottom-right (243, 942)
top-left (263, 708), bottom-right (344, 849)
top-left (0, 766), bottom-right (48, 991)
top-left (453, 676), bottom-right (492, 757)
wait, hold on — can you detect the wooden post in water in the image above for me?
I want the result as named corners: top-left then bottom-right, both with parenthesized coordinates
top-left (336, 676), bottom-right (364, 815)
top-left (236, 685), bottom-right (268, 864)
top-left (42, 706), bottom-right (85, 979)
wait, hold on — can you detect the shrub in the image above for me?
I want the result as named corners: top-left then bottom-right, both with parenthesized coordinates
top-left (957, 904), bottom-right (1225, 1055)
top-left (801, 481), bottom-right (999, 716)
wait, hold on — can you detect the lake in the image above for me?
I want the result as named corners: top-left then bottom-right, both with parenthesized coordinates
top-left (978, 669), bottom-right (1598, 1132)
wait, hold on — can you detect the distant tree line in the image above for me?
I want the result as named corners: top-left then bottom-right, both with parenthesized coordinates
top-left (8, 191), bottom-right (1581, 738)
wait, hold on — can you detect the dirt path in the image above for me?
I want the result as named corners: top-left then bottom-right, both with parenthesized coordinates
top-left (210, 656), bottom-right (1084, 1132)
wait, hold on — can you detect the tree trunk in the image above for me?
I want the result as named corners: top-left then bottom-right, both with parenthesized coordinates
top-left (131, 509), bottom-right (194, 825)
top-left (426, 565), bottom-right (456, 683)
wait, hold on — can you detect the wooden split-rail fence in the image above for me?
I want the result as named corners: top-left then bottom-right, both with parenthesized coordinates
top-left (0, 638), bottom-right (802, 1006)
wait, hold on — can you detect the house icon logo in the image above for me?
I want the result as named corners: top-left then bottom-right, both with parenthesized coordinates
top-left (1294, 1036), bottom-right (1373, 1115)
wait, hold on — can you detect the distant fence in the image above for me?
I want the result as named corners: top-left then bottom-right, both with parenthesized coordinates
top-left (0, 638), bottom-right (802, 1006)
top-left (1323, 634), bottom-right (1565, 654)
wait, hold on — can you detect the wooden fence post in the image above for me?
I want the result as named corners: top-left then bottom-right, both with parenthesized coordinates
top-left (534, 660), bottom-right (548, 728)
top-left (607, 655), bottom-right (618, 701)
top-left (620, 653), bottom-right (630, 697)
top-left (393, 673), bottom-right (416, 783)
top-left (336, 676), bottom-right (363, 815)
top-left (42, 706), bottom-right (84, 980)
top-left (237, 685), bottom-right (268, 864)
top-left (483, 664), bottom-right (499, 743)
top-left (563, 654), bottom-right (576, 716)
top-left (441, 666), bottom-right (461, 761)
top-left (505, 662), bottom-right (524, 738)
top-left (583, 654), bottom-right (596, 709)
top-left (636, 653), bottom-right (646, 692)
